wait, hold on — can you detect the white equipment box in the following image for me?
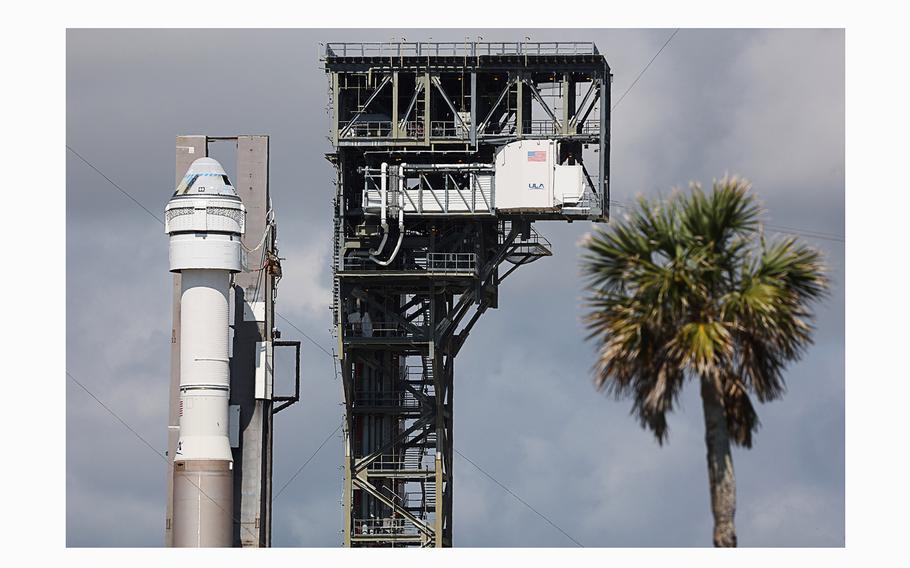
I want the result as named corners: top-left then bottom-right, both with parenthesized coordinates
top-left (494, 140), bottom-right (585, 211)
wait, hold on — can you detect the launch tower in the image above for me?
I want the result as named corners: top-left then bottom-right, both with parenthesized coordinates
top-left (323, 41), bottom-right (611, 547)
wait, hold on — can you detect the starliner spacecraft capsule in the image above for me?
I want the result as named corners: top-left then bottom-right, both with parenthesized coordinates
top-left (165, 157), bottom-right (245, 547)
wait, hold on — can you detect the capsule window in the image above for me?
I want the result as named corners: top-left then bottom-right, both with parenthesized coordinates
top-left (175, 173), bottom-right (198, 195)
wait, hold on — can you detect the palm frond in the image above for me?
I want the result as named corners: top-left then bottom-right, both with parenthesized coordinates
top-left (580, 175), bottom-right (829, 446)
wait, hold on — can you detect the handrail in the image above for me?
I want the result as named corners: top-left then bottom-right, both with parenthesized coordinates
top-left (367, 457), bottom-right (432, 471)
top-left (416, 252), bottom-right (478, 273)
top-left (324, 41), bottom-right (598, 59)
top-left (345, 118), bottom-right (598, 138)
top-left (520, 119), bottom-right (600, 136)
top-left (353, 517), bottom-right (419, 536)
top-left (429, 120), bottom-right (469, 139)
top-left (344, 321), bottom-right (426, 338)
top-left (343, 121), bottom-right (393, 138)
top-left (502, 224), bottom-right (551, 248)
top-left (342, 252), bottom-right (477, 273)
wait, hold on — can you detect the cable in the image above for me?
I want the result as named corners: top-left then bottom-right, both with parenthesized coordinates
top-left (72, 311), bottom-right (568, 548)
top-left (612, 29), bottom-right (680, 112)
top-left (67, 370), bottom-right (260, 543)
top-left (765, 223), bottom-right (845, 242)
top-left (68, 370), bottom-right (166, 461)
top-left (276, 312), bottom-right (336, 361)
top-left (272, 422), bottom-right (343, 501)
top-left (67, 144), bottom-right (342, 358)
top-left (67, 145), bottom-right (346, 509)
top-left (275, 311), bottom-right (340, 386)
top-left (250, 245), bottom-right (269, 305)
top-left (67, 145), bottom-right (164, 224)
top-left (603, 31), bottom-right (844, 244)
top-left (242, 219), bottom-right (274, 253)
top-left (454, 448), bottom-right (585, 547)
top-left (68, 141), bottom-right (839, 546)
top-left (608, 199), bottom-right (844, 243)
top-left (765, 228), bottom-right (844, 243)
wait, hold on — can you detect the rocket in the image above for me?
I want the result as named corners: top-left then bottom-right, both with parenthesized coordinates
top-left (165, 157), bottom-right (245, 547)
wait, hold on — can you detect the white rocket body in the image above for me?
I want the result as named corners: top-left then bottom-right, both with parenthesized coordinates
top-left (166, 158), bottom-right (245, 547)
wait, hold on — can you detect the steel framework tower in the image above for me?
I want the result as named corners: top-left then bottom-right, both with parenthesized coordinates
top-left (323, 42), bottom-right (611, 547)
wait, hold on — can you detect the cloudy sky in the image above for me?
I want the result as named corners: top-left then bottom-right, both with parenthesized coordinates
top-left (66, 28), bottom-right (844, 547)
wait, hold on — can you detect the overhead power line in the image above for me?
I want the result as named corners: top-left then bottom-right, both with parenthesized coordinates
top-left (68, 143), bottom-right (842, 264)
top-left (66, 143), bottom-right (346, 497)
top-left (276, 312), bottom-right (336, 361)
top-left (604, 30), bottom-right (843, 244)
top-left (68, 370), bottom-right (165, 461)
top-left (67, 130), bottom-right (840, 545)
top-left (67, 369), bottom-right (260, 542)
top-left (609, 199), bottom-right (844, 243)
top-left (68, 144), bottom-right (589, 546)
top-left (764, 223), bottom-right (845, 242)
top-left (455, 448), bottom-right (585, 547)
top-left (612, 28), bottom-right (680, 112)
top-left (67, 145), bottom-right (164, 223)
top-left (273, 422), bottom-right (343, 501)
top-left (66, 144), bottom-right (341, 359)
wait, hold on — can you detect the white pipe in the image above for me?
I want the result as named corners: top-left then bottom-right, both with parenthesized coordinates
top-left (370, 162), bottom-right (389, 256)
top-left (401, 162), bottom-right (493, 172)
top-left (379, 161), bottom-right (388, 223)
top-left (370, 163), bottom-right (405, 266)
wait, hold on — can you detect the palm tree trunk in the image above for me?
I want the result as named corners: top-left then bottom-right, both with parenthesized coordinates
top-left (700, 376), bottom-right (737, 547)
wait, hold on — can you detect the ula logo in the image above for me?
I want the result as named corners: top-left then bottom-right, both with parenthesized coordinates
top-left (528, 182), bottom-right (545, 190)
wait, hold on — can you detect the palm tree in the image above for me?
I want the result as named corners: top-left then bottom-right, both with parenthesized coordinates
top-left (580, 177), bottom-right (828, 547)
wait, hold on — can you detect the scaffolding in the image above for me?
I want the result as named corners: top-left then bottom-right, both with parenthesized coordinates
top-left (323, 41), bottom-right (611, 547)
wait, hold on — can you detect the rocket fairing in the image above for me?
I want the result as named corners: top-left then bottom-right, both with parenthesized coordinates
top-left (165, 157), bottom-right (245, 547)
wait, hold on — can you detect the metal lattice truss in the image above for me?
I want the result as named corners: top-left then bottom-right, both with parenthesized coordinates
top-left (338, 222), bottom-right (549, 547)
top-left (336, 71), bottom-right (605, 143)
top-left (324, 42), bottom-right (610, 548)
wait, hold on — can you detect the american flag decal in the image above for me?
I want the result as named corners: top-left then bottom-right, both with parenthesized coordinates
top-left (527, 151), bottom-right (546, 162)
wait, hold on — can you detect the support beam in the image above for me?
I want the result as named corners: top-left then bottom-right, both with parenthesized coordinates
top-left (423, 72), bottom-right (431, 145)
top-left (516, 74), bottom-right (524, 138)
top-left (477, 77), bottom-right (513, 135)
top-left (570, 81), bottom-right (597, 127)
top-left (524, 77), bottom-right (562, 132)
top-left (392, 71), bottom-right (400, 139)
top-left (470, 72), bottom-right (477, 145)
top-left (431, 76), bottom-right (468, 135)
top-left (561, 73), bottom-right (575, 135)
top-left (576, 83), bottom-right (601, 135)
top-left (231, 135), bottom-right (274, 548)
top-left (342, 358), bottom-right (354, 547)
top-left (340, 74), bottom-right (392, 137)
top-left (331, 72), bottom-right (339, 146)
top-left (399, 78), bottom-right (423, 131)
top-left (599, 71), bottom-right (610, 215)
top-left (353, 478), bottom-right (435, 538)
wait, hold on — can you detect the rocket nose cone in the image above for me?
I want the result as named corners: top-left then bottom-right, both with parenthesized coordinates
top-left (189, 157), bottom-right (227, 176)
top-left (173, 157), bottom-right (238, 198)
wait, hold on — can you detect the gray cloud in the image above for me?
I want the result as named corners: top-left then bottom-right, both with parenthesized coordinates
top-left (66, 28), bottom-right (844, 547)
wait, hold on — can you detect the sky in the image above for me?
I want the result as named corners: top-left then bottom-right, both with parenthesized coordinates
top-left (66, 28), bottom-right (844, 547)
